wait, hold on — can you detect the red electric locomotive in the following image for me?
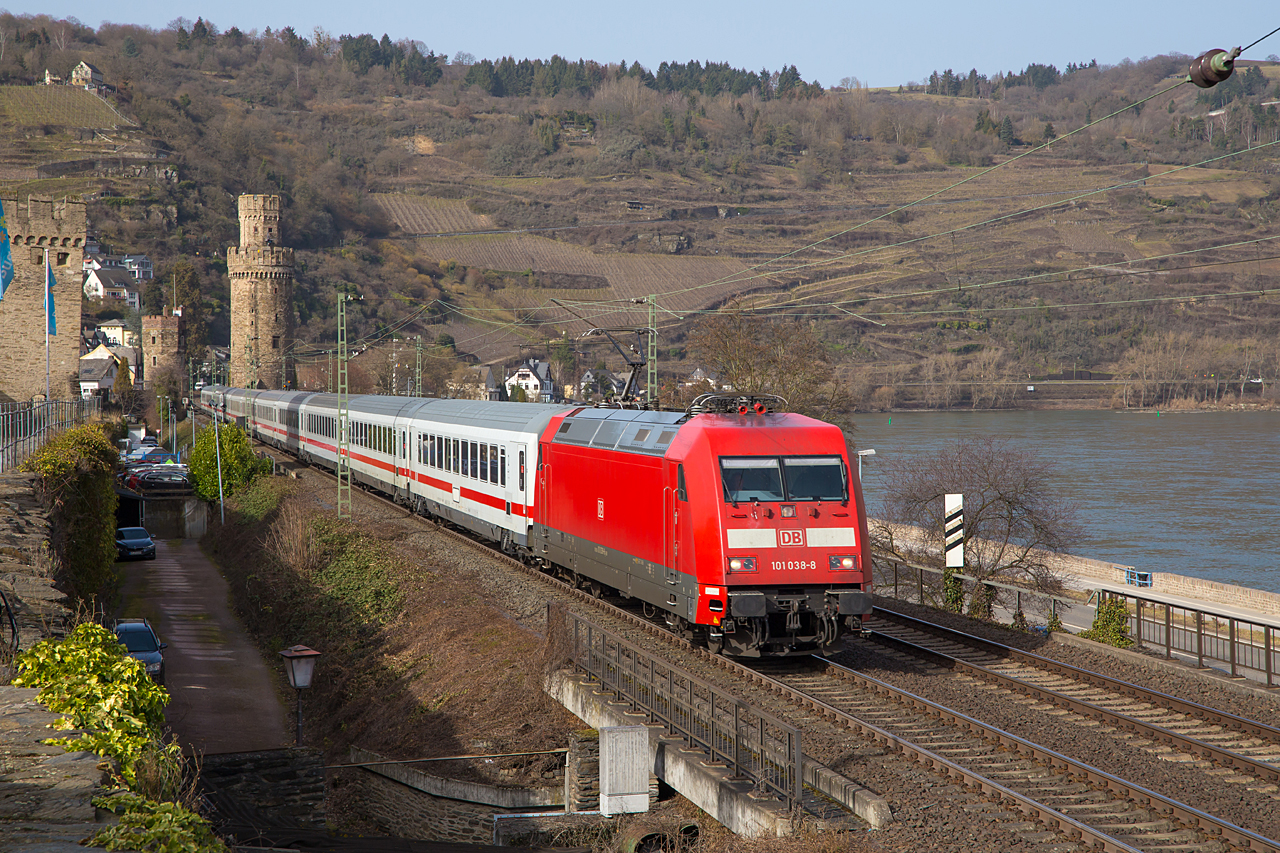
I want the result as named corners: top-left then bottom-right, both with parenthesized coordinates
top-left (533, 394), bottom-right (872, 656)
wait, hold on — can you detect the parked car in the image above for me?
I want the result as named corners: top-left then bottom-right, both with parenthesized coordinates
top-left (113, 618), bottom-right (166, 684)
top-left (115, 527), bottom-right (156, 560)
top-left (128, 469), bottom-right (193, 494)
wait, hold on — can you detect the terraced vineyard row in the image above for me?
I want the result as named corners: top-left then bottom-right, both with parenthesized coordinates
top-left (372, 194), bottom-right (493, 234)
top-left (0, 87), bottom-right (132, 128)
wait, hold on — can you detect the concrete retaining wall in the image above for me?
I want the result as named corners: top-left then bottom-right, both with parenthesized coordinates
top-left (346, 747), bottom-right (561, 844)
top-left (546, 670), bottom-right (892, 836)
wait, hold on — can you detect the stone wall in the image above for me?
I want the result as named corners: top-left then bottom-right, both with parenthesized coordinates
top-left (0, 472), bottom-right (73, 651)
top-left (564, 729), bottom-right (599, 812)
top-left (0, 196), bottom-right (86, 402)
top-left (345, 747), bottom-right (561, 844)
top-left (200, 748), bottom-right (326, 830)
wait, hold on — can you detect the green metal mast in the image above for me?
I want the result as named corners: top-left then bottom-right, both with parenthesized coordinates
top-left (337, 294), bottom-right (352, 519)
top-left (415, 336), bottom-right (423, 397)
top-left (646, 294), bottom-right (658, 406)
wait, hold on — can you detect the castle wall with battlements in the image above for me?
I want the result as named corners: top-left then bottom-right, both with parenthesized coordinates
top-left (0, 196), bottom-right (87, 402)
top-left (228, 195), bottom-right (294, 389)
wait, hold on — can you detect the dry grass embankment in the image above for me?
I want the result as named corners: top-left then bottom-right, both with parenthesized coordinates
top-left (203, 477), bottom-right (576, 795)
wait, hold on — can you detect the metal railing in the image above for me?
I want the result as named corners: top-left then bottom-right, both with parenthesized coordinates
top-left (0, 398), bottom-right (102, 473)
top-left (872, 553), bottom-right (1280, 689)
top-left (872, 553), bottom-right (1076, 623)
top-left (1103, 588), bottom-right (1280, 688)
top-left (551, 604), bottom-right (803, 808)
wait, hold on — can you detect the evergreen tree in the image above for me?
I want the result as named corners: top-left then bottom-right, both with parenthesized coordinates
top-left (999, 116), bottom-right (1015, 146)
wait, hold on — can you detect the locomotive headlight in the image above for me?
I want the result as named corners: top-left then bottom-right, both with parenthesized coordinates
top-left (728, 557), bottom-right (756, 572)
top-left (829, 555), bottom-right (857, 570)
top-left (781, 505), bottom-right (796, 518)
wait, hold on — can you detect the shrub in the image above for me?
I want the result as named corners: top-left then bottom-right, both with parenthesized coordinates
top-left (188, 423), bottom-right (271, 502)
top-left (1078, 597), bottom-right (1133, 648)
top-left (90, 792), bottom-right (226, 853)
top-left (21, 424), bottom-right (120, 602)
top-left (13, 622), bottom-right (168, 786)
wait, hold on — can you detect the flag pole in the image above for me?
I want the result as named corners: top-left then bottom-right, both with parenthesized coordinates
top-left (44, 249), bottom-right (50, 401)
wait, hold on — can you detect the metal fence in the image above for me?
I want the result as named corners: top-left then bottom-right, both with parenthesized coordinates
top-left (1103, 588), bottom-right (1280, 688)
top-left (0, 398), bottom-right (102, 473)
top-left (872, 553), bottom-right (1280, 689)
top-left (872, 553), bottom-right (1075, 623)
top-left (551, 604), bottom-right (803, 808)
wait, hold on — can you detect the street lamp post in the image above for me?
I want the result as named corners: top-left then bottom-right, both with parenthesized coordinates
top-left (279, 645), bottom-right (322, 746)
top-left (856, 449), bottom-right (876, 481)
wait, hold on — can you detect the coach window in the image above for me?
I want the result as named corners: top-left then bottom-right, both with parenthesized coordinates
top-left (490, 445), bottom-right (499, 484)
top-left (479, 444), bottom-right (489, 483)
top-left (463, 441), bottom-right (472, 478)
top-left (469, 441), bottom-right (479, 479)
top-left (500, 448), bottom-right (507, 487)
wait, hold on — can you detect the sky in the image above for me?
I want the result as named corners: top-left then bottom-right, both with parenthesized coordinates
top-left (11, 1), bottom-right (1280, 87)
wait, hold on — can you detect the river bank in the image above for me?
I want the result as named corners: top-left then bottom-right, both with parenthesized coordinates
top-left (852, 409), bottom-right (1280, 594)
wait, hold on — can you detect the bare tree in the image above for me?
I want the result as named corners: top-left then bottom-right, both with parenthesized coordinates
top-left (689, 306), bottom-right (848, 422)
top-left (880, 436), bottom-right (1080, 612)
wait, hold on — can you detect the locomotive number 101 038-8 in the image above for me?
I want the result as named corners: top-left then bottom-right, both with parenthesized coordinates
top-left (773, 560), bottom-right (817, 571)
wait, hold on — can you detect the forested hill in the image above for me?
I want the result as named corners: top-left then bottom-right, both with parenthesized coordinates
top-left (2, 11), bottom-right (1279, 411)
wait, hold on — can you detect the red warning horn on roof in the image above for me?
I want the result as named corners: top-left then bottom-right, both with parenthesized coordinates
top-left (738, 404), bottom-right (750, 415)
top-left (754, 402), bottom-right (768, 415)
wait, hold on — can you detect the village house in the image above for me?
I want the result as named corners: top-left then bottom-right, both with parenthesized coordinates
top-left (448, 365), bottom-right (503, 400)
top-left (84, 246), bottom-right (153, 282)
top-left (504, 358), bottom-right (556, 403)
top-left (83, 268), bottom-right (140, 309)
top-left (579, 367), bottom-right (626, 399)
top-left (70, 61), bottom-right (103, 89)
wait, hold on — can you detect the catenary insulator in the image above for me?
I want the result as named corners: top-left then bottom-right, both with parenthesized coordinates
top-left (1188, 47), bottom-right (1241, 88)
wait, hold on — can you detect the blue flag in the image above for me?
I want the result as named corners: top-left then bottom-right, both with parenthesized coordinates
top-left (0, 196), bottom-right (12, 301)
top-left (45, 254), bottom-right (56, 336)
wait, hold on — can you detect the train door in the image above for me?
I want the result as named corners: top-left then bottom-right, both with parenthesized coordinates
top-left (537, 443), bottom-right (550, 553)
top-left (663, 459), bottom-right (681, 588)
top-left (395, 427), bottom-right (407, 498)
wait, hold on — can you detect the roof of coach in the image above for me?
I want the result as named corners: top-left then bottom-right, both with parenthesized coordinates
top-left (551, 407), bottom-right (687, 456)
top-left (251, 390), bottom-right (314, 406)
top-left (301, 394), bottom-right (569, 434)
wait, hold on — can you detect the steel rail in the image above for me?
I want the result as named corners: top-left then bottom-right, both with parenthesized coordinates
top-left (874, 606), bottom-right (1280, 741)
top-left (809, 656), bottom-right (1280, 853)
top-left (868, 620), bottom-right (1280, 790)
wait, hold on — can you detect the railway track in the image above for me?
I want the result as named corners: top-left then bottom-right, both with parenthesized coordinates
top-left (868, 608), bottom-right (1280, 788)
top-left (243, 434), bottom-right (1280, 850)
top-left (750, 654), bottom-right (1277, 853)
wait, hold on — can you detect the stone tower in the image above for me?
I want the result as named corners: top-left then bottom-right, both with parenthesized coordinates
top-left (0, 196), bottom-right (87, 402)
top-left (228, 194), bottom-right (294, 389)
top-left (141, 314), bottom-right (183, 383)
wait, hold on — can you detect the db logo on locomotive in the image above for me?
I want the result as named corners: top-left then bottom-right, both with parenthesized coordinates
top-left (779, 529), bottom-right (805, 547)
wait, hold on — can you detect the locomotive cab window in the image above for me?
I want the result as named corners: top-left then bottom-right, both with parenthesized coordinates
top-left (782, 457), bottom-right (847, 501)
top-left (721, 458), bottom-right (784, 503)
top-left (720, 456), bottom-right (846, 503)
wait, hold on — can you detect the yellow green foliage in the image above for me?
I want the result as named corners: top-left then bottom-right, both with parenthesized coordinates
top-left (90, 792), bottom-right (227, 853)
top-left (13, 623), bottom-right (168, 786)
top-left (21, 424), bottom-right (120, 601)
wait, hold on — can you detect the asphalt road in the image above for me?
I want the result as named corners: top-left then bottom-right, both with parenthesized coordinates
top-left (116, 539), bottom-right (289, 756)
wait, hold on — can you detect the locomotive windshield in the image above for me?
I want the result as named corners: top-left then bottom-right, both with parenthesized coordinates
top-left (721, 456), bottom-right (846, 503)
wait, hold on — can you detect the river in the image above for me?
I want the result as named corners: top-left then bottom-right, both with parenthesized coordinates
top-left (850, 410), bottom-right (1280, 593)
